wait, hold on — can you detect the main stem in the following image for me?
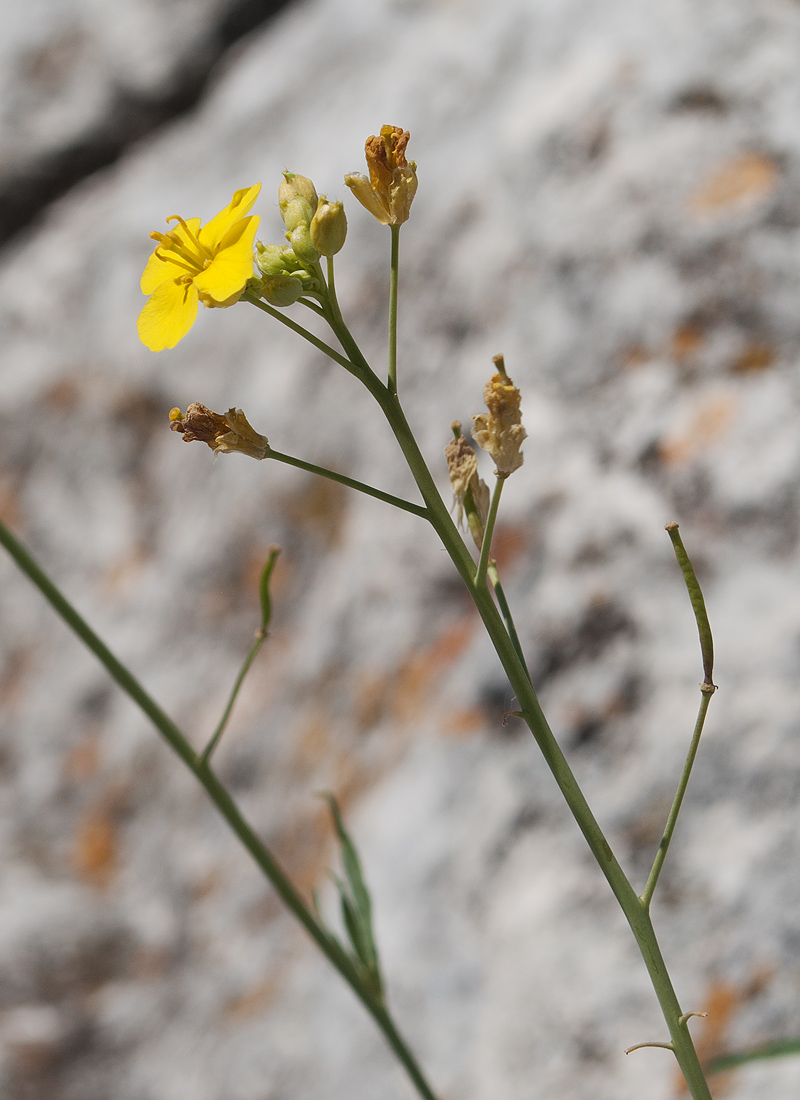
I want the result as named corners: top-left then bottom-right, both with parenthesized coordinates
top-left (0, 517), bottom-right (440, 1100)
top-left (353, 377), bottom-right (712, 1099)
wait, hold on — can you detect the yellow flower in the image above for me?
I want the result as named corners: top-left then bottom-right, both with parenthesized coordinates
top-left (345, 126), bottom-right (417, 225)
top-left (138, 184), bottom-right (261, 352)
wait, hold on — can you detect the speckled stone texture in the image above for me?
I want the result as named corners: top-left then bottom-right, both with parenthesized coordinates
top-left (2, 1), bottom-right (800, 1098)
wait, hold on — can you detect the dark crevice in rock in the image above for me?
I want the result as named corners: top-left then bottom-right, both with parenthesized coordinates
top-left (0, 0), bottom-right (296, 250)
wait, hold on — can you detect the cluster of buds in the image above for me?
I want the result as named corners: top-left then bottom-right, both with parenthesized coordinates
top-left (345, 125), bottom-right (418, 226)
top-left (169, 403), bottom-right (270, 461)
top-left (253, 172), bottom-right (347, 307)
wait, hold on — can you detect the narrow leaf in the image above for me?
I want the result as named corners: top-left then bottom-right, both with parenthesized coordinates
top-left (259, 546), bottom-right (281, 632)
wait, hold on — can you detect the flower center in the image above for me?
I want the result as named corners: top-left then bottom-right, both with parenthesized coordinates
top-left (149, 215), bottom-right (214, 276)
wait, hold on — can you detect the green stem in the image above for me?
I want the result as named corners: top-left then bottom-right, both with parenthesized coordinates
top-left (267, 448), bottom-right (428, 520)
top-left (389, 224), bottom-right (400, 396)
top-left (200, 630), bottom-right (266, 765)
top-left (332, 372), bottom-right (713, 1099)
top-left (0, 516), bottom-right (441, 1100)
top-left (475, 475), bottom-right (505, 587)
top-left (487, 559), bottom-right (529, 678)
top-left (640, 690), bottom-right (713, 910)
top-left (244, 294), bottom-right (358, 377)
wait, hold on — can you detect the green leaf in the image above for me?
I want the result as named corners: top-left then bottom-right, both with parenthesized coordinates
top-left (259, 546), bottom-right (281, 632)
top-left (708, 1037), bottom-right (800, 1074)
top-left (322, 794), bottom-right (384, 1001)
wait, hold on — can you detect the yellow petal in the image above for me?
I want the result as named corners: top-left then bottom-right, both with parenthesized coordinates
top-left (344, 173), bottom-right (391, 224)
top-left (141, 217), bottom-right (202, 293)
top-left (198, 184), bottom-right (261, 252)
top-left (193, 215), bottom-right (259, 306)
top-left (137, 278), bottom-right (199, 351)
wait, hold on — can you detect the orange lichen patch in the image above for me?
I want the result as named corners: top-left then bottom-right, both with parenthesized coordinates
top-left (73, 805), bottom-right (118, 888)
top-left (292, 706), bottom-right (332, 773)
top-left (63, 732), bottom-right (101, 783)
top-left (389, 617), bottom-right (477, 723)
top-left (732, 343), bottom-right (774, 373)
top-left (224, 973), bottom-right (281, 1021)
top-left (689, 153), bottom-right (779, 217)
top-left (0, 481), bottom-right (22, 528)
top-left (659, 393), bottom-right (737, 465)
top-left (101, 545), bottom-right (148, 596)
top-left (189, 868), bottom-right (223, 901)
top-left (43, 376), bottom-right (80, 410)
top-left (129, 945), bottom-right (172, 979)
top-left (282, 477), bottom-right (348, 547)
top-left (671, 325), bottom-right (704, 361)
top-left (0, 645), bottom-right (35, 712)
top-left (271, 804), bottom-right (330, 896)
top-left (442, 707), bottom-right (486, 737)
top-left (491, 523), bottom-right (528, 572)
top-left (622, 344), bottom-right (650, 369)
top-left (354, 670), bottom-right (390, 731)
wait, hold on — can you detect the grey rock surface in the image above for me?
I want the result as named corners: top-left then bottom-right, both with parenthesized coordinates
top-left (2, 0), bottom-right (800, 1098)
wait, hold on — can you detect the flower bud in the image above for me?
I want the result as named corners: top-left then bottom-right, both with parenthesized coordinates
top-left (287, 222), bottom-right (320, 265)
top-left (310, 196), bottom-right (347, 256)
top-left (255, 242), bottom-right (289, 275)
top-left (260, 273), bottom-right (304, 307)
top-left (279, 172), bottom-right (318, 231)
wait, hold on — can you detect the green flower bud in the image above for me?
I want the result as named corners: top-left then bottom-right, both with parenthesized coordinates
top-left (260, 273), bottom-right (304, 307)
top-left (287, 222), bottom-right (320, 266)
top-left (255, 242), bottom-right (289, 275)
top-left (279, 172), bottom-right (318, 231)
top-left (310, 196), bottom-right (347, 256)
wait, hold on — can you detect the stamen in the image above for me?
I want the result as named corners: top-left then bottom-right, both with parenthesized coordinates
top-left (166, 215), bottom-right (214, 262)
top-left (157, 233), bottom-right (206, 271)
top-left (153, 247), bottom-right (198, 277)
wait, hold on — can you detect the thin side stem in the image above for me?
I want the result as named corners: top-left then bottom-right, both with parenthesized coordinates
top-left (487, 559), bottom-right (529, 678)
top-left (388, 224), bottom-right (400, 395)
top-left (200, 630), bottom-right (266, 765)
top-left (244, 294), bottom-right (358, 377)
top-left (0, 516), bottom-right (442, 1100)
top-left (475, 474), bottom-right (505, 587)
top-left (267, 448), bottom-right (428, 519)
top-left (641, 691), bottom-right (713, 910)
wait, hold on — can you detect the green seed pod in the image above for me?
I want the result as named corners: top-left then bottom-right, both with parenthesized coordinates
top-left (310, 196), bottom-right (347, 257)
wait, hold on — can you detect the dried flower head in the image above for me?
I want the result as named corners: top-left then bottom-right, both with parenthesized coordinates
top-left (445, 423), bottom-right (491, 549)
top-left (169, 403), bottom-right (269, 461)
top-left (472, 355), bottom-right (526, 476)
top-left (345, 125), bottom-right (418, 226)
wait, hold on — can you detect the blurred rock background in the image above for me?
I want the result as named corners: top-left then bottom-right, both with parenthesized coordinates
top-left (2, 0), bottom-right (800, 1097)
